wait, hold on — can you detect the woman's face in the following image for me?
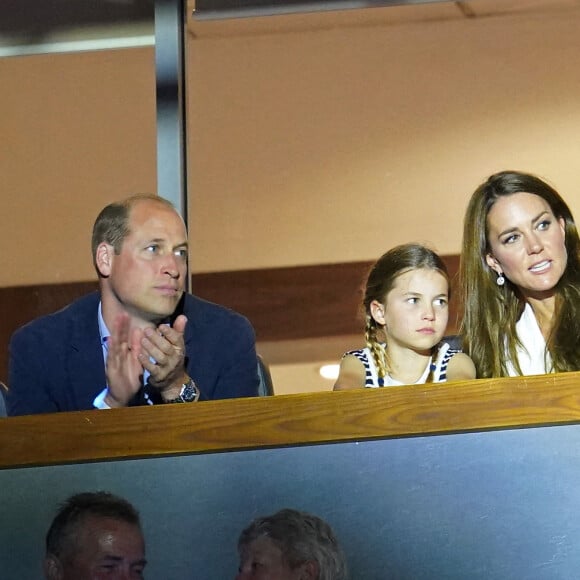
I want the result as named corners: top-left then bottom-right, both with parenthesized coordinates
top-left (236, 537), bottom-right (312, 580)
top-left (485, 192), bottom-right (567, 300)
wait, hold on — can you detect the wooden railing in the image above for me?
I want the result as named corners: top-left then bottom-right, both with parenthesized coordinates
top-left (2, 371), bottom-right (580, 469)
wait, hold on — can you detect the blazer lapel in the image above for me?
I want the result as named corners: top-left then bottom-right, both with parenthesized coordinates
top-left (67, 299), bottom-right (106, 410)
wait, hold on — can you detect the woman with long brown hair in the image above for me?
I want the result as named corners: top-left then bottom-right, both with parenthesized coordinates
top-left (460, 170), bottom-right (580, 378)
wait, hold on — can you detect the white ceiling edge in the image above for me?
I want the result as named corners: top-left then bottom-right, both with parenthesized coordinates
top-left (0, 34), bottom-right (154, 57)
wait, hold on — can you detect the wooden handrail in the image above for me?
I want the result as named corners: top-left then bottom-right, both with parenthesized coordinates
top-left (2, 371), bottom-right (580, 469)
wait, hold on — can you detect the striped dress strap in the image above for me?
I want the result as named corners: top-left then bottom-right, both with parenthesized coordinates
top-left (436, 346), bottom-right (461, 382)
top-left (344, 348), bottom-right (383, 387)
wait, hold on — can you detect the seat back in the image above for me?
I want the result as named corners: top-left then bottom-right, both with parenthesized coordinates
top-left (0, 382), bottom-right (8, 418)
top-left (443, 335), bottom-right (462, 350)
top-left (257, 354), bottom-right (274, 396)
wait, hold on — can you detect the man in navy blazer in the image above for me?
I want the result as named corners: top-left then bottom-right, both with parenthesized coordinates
top-left (8, 194), bottom-right (259, 415)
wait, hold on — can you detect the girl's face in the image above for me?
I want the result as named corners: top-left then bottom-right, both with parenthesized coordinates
top-left (371, 268), bottom-right (449, 354)
top-left (485, 192), bottom-right (567, 300)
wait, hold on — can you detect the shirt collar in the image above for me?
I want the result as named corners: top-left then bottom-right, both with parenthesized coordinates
top-left (98, 301), bottom-right (110, 347)
top-left (97, 302), bottom-right (174, 345)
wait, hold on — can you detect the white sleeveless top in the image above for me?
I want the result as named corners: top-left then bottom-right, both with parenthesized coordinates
top-left (343, 342), bottom-right (459, 388)
top-left (506, 302), bottom-right (553, 376)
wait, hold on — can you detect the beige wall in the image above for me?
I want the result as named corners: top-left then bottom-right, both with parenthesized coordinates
top-left (0, 48), bottom-right (156, 287)
top-left (1, 5), bottom-right (580, 286)
top-left (186, 6), bottom-right (580, 272)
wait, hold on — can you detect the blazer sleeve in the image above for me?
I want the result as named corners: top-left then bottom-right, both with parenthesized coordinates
top-left (207, 314), bottom-right (260, 400)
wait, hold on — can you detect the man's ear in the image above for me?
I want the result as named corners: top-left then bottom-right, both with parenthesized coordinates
top-left (370, 300), bottom-right (386, 326)
top-left (95, 243), bottom-right (114, 278)
top-left (485, 252), bottom-right (501, 275)
top-left (43, 555), bottom-right (63, 580)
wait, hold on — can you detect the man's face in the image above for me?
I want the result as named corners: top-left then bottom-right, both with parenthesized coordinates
top-left (46, 515), bottom-right (146, 579)
top-left (102, 200), bottom-right (188, 324)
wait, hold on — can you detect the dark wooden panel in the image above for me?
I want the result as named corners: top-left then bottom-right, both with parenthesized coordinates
top-left (192, 261), bottom-right (373, 340)
top-left (0, 256), bottom-right (460, 383)
top-left (1, 371), bottom-right (580, 469)
top-left (191, 255), bottom-right (460, 342)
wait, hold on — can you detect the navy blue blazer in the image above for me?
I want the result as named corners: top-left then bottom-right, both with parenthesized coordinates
top-left (8, 292), bottom-right (259, 415)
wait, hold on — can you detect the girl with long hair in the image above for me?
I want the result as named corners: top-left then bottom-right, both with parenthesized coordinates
top-left (334, 244), bottom-right (475, 390)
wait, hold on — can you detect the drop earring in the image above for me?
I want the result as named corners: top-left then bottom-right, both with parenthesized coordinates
top-left (496, 272), bottom-right (505, 286)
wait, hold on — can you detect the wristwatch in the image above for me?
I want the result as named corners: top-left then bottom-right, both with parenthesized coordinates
top-left (163, 378), bottom-right (200, 404)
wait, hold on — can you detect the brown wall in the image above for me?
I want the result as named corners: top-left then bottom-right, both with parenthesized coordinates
top-left (0, 48), bottom-right (156, 287)
top-left (2, 5), bottom-right (580, 288)
top-left (186, 5), bottom-right (580, 272)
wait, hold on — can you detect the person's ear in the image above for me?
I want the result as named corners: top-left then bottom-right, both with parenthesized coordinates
top-left (298, 560), bottom-right (319, 580)
top-left (95, 242), bottom-right (114, 277)
top-left (43, 555), bottom-right (63, 580)
top-left (558, 217), bottom-right (566, 236)
top-left (485, 252), bottom-right (502, 275)
top-left (370, 300), bottom-right (386, 326)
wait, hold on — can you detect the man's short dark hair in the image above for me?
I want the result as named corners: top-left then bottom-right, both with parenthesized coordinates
top-left (91, 193), bottom-right (176, 272)
top-left (46, 491), bottom-right (141, 560)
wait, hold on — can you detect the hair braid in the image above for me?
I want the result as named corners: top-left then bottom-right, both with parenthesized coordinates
top-left (365, 315), bottom-right (388, 379)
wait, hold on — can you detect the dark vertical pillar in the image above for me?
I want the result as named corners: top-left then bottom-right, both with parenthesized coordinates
top-left (154, 0), bottom-right (188, 221)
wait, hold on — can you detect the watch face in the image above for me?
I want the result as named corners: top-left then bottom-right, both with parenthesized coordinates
top-left (181, 381), bottom-right (199, 402)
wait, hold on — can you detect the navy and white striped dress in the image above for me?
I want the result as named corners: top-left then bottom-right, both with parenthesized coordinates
top-left (343, 342), bottom-right (460, 387)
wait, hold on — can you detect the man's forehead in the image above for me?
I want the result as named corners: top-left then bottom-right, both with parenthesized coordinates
top-left (78, 514), bottom-right (137, 533)
top-left (129, 198), bottom-right (178, 219)
top-left (127, 199), bottom-right (187, 236)
top-left (80, 515), bottom-right (144, 548)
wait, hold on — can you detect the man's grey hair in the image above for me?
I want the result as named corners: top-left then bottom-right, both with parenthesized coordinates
top-left (238, 508), bottom-right (348, 580)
